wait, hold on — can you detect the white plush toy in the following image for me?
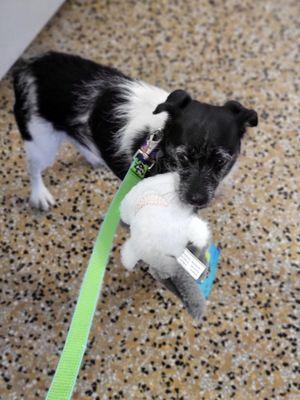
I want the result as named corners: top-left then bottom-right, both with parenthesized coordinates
top-left (120, 172), bottom-right (211, 320)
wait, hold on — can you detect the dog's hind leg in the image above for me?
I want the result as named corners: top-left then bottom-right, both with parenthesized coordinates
top-left (71, 140), bottom-right (104, 168)
top-left (24, 116), bottom-right (65, 210)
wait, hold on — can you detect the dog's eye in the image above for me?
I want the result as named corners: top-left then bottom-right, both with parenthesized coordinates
top-left (216, 158), bottom-right (226, 167)
top-left (177, 152), bottom-right (189, 166)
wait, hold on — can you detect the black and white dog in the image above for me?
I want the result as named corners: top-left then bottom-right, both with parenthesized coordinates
top-left (13, 52), bottom-right (258, 210)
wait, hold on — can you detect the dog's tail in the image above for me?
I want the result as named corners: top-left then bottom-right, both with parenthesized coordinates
top-left (187, 216), bottom-right (210, 249)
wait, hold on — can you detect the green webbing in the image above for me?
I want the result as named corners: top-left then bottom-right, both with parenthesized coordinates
top-left (46, 161), bottom-right (144, 400)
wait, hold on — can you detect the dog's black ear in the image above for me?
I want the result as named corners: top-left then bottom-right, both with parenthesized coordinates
top-left (153, 90), bottom-right (192, 117)
top-left (225, 100), bottom-right (258, 128)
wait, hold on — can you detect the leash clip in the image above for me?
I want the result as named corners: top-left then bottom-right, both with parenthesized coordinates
top-left (139, 130), bottom-right (163, 160)
top-left (133, 130), bottom-right (163, 175)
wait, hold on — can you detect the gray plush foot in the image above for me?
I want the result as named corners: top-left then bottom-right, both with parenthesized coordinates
top-left (158, 266), bottom-right (206, 321)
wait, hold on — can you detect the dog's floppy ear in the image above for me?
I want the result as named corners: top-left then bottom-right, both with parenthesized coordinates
top-left (224, 100), bottom-right (258, 130)
top-left (153, 89), bottom-right (192, 117)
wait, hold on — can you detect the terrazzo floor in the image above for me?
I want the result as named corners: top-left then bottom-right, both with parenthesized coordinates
top-left (0, 0), bottom-right (299, 399)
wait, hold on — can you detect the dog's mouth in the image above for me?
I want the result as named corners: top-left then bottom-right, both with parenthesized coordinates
top-left (191, 202), bottom-right (209, 209)
top-left (187, 198), bottom-right (211, 209)
top-left (154, 151), bottom-right (217, 209)
top-left (177, 176), bottom-right (215, 208)
top-left (178, 188), bottom-right (211, 209)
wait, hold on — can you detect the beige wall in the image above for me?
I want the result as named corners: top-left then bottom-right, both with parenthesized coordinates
top-left (0, 0), bottom-right (65, 79)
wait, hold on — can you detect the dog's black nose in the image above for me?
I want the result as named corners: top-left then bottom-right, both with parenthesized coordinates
top-left (188, 193), bottom-right (209, 207)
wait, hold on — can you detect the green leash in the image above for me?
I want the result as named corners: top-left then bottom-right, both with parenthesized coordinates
top-left (46, 134), bottom-right (161, 400)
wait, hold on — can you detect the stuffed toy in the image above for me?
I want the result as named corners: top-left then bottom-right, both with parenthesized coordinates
top-left (120, 172), bottom-right (212, 321)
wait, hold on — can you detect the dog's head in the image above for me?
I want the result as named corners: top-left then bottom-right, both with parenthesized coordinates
top-left (153, 90), bottom-right (258, 208)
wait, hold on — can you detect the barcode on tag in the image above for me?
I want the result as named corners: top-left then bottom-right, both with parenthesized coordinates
top-left (177, 249), bottom-right (207, 280)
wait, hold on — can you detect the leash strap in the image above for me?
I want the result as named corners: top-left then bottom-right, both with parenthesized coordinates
top-left (45, 137), bottom-right (158, 400)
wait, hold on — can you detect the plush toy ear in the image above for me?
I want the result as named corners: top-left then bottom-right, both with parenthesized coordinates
top-left (224, 100), bottom-right (258, 129)
top-left (153, 89), bottom-right (192, 117)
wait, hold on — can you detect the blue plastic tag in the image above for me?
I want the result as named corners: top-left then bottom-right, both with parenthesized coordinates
top-left (197, 244), bottom-right (220, 299)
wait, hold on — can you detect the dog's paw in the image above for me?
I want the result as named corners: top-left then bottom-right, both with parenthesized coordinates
top-left (30, 186), bottom-right (55, 211)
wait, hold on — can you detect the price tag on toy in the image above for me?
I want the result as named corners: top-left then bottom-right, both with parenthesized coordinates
top-left (177, 248), bottom-right (207, 280)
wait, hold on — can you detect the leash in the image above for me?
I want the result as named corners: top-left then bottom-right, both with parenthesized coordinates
top-left (45, 130), bottom-right (220, 399)
top-left (46, 132), bottom-right (161, 400)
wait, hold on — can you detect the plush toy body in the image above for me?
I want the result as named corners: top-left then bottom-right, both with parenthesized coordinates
top-left (120, 172), bottom-right (211, 320)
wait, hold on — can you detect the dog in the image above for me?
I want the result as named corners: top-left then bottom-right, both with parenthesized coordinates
top-left (13, 51), bottom-right (258, 210)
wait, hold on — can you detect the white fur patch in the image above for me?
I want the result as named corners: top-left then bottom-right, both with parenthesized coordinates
top-left (115, 80), bottom-right (169, 157)
top-left (29, 178), bottom-right (55, 211)
top-left (26, 116), bottom-right (65, 168)
top-left (25, 116), bottom-right (66, 209)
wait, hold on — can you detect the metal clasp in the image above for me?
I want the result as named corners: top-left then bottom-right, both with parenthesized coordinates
top-left (141, 130), bottom-right (162, 157)
top-left (135, 129), bottom-right (163, 168)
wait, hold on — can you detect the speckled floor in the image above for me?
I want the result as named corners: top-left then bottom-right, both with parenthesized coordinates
top-left (1, 0), bottom-right (299, 399)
